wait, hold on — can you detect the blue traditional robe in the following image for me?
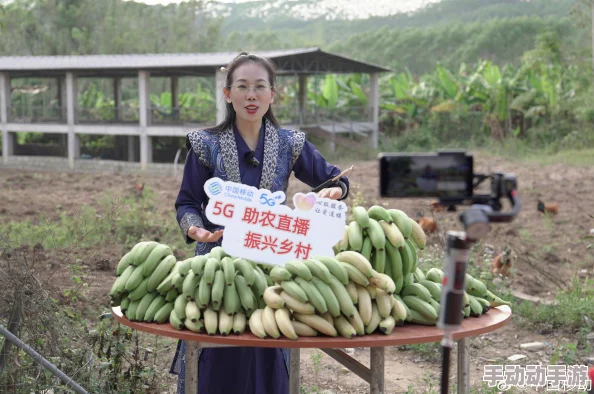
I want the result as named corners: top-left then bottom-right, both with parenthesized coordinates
top-left (172, 118), bottom-right (349, 394)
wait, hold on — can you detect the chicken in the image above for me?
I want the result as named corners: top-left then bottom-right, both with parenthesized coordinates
top-left (429, 200), bottom-right (445, 212)
top-left (418, 216), bottom-right (437, 234)
top-left (133, 182), bottom-right (145, 197)
top-left (491, 246), bottom-right (516, 277)
top-left (537, 200), bottom-right (558, 215)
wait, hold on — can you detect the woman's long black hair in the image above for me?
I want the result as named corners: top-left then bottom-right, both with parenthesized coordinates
top-left (210, 52), bottom-right (280, 133)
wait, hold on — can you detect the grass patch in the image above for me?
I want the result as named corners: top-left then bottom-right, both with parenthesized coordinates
top-left (514, 276), bottom-right (594, 332)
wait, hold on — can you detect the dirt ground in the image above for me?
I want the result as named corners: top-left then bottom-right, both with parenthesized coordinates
top-left (1, 151), bottom-right (593, 393)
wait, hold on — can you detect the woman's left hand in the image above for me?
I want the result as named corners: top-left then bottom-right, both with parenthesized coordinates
top-left (317, 187), bottom-right (342, 200)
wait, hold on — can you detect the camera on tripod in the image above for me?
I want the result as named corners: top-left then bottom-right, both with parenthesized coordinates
top-left (378, 149), bottom-right (521, 225)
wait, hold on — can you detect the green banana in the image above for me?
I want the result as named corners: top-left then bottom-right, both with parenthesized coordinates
top-left (203, 257), bottom-right (220, 286)
top-left (211, 270), bottom-right (225, 310)
top-left (310, 277), bottom-right (341, 318)
top-left (125, 299), bottom-right (140, 321)
top-left (399, 242), bottom-right (413, 277)
top-left (407, 239), bottom-right (419, 272)
top-left (328, 275), bottom-right (355, 318)
top-left (428, 298), bottom-right (441, 316)
top-left (190, 255), bottom-right (208, 276)
top-left (426, 268), bottom-right (444, 284)
top-left (142, 244), bottom-right (173, 277)
top-left (473, 296), bottom-right (491, 313)
top-left (372, 248), bottom-right (386, 274)
top-left (379, 221), bottom-right (405, 249)
top-left (182, 271), bottom-right (200, 300)
top-left (402, 295), bottom-right (438, 321)
top-left (173, 272), bottom-right (184, 290)
top-left (156, 264), bottom-right (179, 295)
top-left (169, 310), bottom-right (184, 330)
top-left (221, 257), bottom-right (236, 286)
top-left (352, 206), bottom-right (370, 229)
top-left (295, 277), bottom-right (328, 315)
top-left (197, 272), bottom-right (212, 309)
top-left (366, 218), bottom-right (386, 251)
top-left (120, 296), bottom-right (130, 313)
top-left (342, 263), bottom-right (370, 287)
top-left (419, 280), bottom-right (442, 301)
top-left (379, 316), bottom-right (396, 335)
top-left (466, 275), bottom-right (488, 298)
top-left (280, 280), bottom-right (308, 304)
top-left (234, 258), bottom-right (255, 287)
top-left (270, 265), bottom-right (292, 283)
top-left (174, 294), bottom-right (187, 320)
top-left (364, 302), bottom-right (381, 334)
top-left (224, 282), bottom-right (240, 314)
top-left (184, 318), bottom-right (204, 333)
top-left (468, 295), bottom-right (483, 317)
top-left (347, 221), bottom-right (363, 251)
top-left (116, 252), bottom-right (134, 276)
top-left (136, 292), bottom-right (158, 321)
top-left (407, 308), bottom-right (437, 325)
top-left (285, 259), bottom-right (312, 281)
top-left (144, 295), bottom-right (166, 322)
top-left (312, 255), bottom-right (349, 285)
top-left (128, 277), bottom-right (150, 301)
top-left (385, 241), bottom-right (403, 294)
top-left (234, 275), bottom-right (256, 314)
top-left (147, 255), bottom-right (176, 292)
top-left (125, 264), bottom-right (145, 292)
top-left (154, 302), bottom-right (174, 324)
top-left (367, 205), bottom-right (393, 224)
top-left (209, 246), bottom-right (227, 260)
top-left (303, 259), bottom-right (333, 284)
top-left (412, 267), bottom-right (425, 283)
top-left (388, 209), bottom-right (412, 239)
top-left (252, 266), bottom-right (268, 297)
top-left (177, 258), bottom-right (193, 278)
top-left (133, 241), bottom-right (159, 266)
top-left (110, 263), bottom-right (133, 295)
top-left (360, 236), bottom-right (373, 262)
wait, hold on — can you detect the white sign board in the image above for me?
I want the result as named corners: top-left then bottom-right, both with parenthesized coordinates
top-left (203, 177), bottom-right (347, 267)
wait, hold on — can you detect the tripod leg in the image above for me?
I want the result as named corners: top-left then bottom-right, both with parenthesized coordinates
top-left (457, 338), bottom-right (469, 394)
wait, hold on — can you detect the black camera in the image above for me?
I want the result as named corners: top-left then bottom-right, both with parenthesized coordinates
top-left (378, 150), bottom-right (521, 223)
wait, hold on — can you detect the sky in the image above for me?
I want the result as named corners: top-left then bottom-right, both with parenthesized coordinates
top-left (124, 0), bottom-right (442, 18)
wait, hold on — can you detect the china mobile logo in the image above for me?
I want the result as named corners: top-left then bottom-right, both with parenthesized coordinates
top-left (483, 364), bottom-right (592, 391)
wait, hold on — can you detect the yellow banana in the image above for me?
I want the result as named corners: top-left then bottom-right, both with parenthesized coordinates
top-left (364, 302), bottom-right (381, 334)
top-left (335, 250), bottom-right (374, 278)
top-left (232, 312), bottom-right (246, 334)
top-left (293, 313), bottom-right (338, 337)
top-left (379, 316), bottom-right (396, 334)
top-left (347, 221), bottom-right (364, 251)
top-left (352, 206), bottom-right (370, 230)
top-left (321, 312), bottom-right (334, 326)
top-left (280, 291), bottom-right (315, 315)
top-left (379, 221), bottom-right (405, 249)
top-left (369, 272), bottom-right (396, 295)
top-left (262, 306), bottom-right (281, 338)
top-left (345, 281), bottom-right (358, 305)
top-left (375, 288), bottom-right (392, 318)
top-left (184, 317), bottom-right (205, 333)
top-left (248, 309), bottom-right (266, 338)
top-left (263, 285), bottom-right (285, 309)
top-left (291, 321), bottom-right (318, 337)
top-left (218, 308), bottom-right (234, 335)
top-left (203, 306), bottom-right (218, 335)
top-left (366, 285), bottom-right (376, 299)
top-left (334, 315), bottom-right (357, 339)
top-left (391, 296), bottom-right (408, 324)
top-left (356, 284), bottom-right (372, 326)
top-left (409, 218), bottom-right (427, 250)
top-left (185, 300), bottom-right (201, 322)
top-left (388, 209), bottom-right (412, 239)
top-left (347, 307), bottom-right (365, 336)
top-left (342, 263), bottom-right (370, 287)
top-left (275, 308), bottom-right (298, 340)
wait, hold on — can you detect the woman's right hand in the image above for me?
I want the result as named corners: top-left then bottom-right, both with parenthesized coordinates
top-left (188, 226), bottom-right (224, 243)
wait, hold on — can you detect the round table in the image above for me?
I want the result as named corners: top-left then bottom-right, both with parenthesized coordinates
top-left (112, 305), bottom-right (512, 393)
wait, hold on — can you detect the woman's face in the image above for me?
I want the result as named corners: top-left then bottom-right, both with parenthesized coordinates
top-left (224, 62), bottom-right (275, 124)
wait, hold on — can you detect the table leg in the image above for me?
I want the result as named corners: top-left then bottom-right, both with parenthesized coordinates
top-left (457, 338), bottom-right (469, 394)
top-left (289, 348), bottom-right (300, 394)
top-left (370, 347), bottom-right (384, 394)
top-left (185, 341), bottom-right (200, 394)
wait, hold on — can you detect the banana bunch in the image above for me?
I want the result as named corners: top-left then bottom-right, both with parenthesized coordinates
top-left (398, 266), bottom-right (512, 325)
top-left (248, 251), bottom-right (407, 339)
top-left (335, 205), bottom-right (426, 296)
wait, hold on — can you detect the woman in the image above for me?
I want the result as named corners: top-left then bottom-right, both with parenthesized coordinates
top-left (172, 52), bottom-right (350, 394)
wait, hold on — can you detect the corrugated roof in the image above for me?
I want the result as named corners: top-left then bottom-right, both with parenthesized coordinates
top-left (0, 48), bottom-right (391, 74)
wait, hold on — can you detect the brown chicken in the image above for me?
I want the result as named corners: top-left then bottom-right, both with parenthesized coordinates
top-left (491, 246), bottom-right (516, 277)
top-left (537, 200), bottom-right (558, 215)
top-left (418, 216), bottom-right (437, 234)
top-left (429, 200), bottom-right (445, 212)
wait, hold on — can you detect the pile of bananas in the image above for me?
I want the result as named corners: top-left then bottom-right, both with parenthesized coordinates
top-left (337, 204), bottom-right (511, 326)
top-left (109, 204), bottom-right (511, 338)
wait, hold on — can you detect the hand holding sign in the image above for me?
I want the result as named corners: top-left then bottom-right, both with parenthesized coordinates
top-left (203, 178), bottom-right (347, 267)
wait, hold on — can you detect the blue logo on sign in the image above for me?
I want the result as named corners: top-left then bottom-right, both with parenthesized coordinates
top-left (209, 182), bottom-right (222, 195)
